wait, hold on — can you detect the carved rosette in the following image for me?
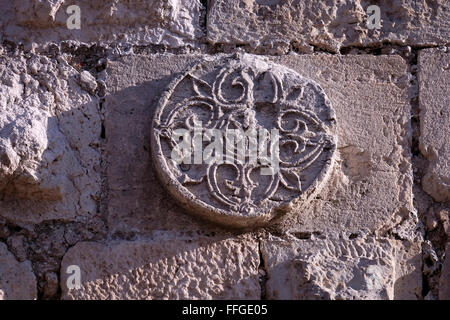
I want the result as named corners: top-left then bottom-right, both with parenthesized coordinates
top-left (151, 53), bottom-right (337, 228)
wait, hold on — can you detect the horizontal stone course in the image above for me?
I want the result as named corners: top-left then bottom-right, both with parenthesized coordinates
top-left (106, 53), bottom-right (413, 234)
top-left (262, 236), bottom-right (422, 300)
top-left (207, 0), bottom-right (450, 53)
top-left (60, 236), bottom-right (260, 299)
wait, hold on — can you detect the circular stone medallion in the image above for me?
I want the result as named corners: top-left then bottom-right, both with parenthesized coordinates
top-left (151, 53), bottom-right (337, 228)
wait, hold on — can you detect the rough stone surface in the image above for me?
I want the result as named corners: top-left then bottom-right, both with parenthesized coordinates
top-left (262, 236), bottom-right (422, 300)
top-left (0, 52), bottom-right (101, 224)
top-left (60, 236), bottom-right (260, 300)
top-left (1, 0), bottom-right (204, 49)
top-left (440, 244), bottom-right (450, 300)
top-left (418, 48), bottom-right (450, 202)
top-left (152, 53), bottom-right (337, 228)
top-left (207, 0), bottom-right (450, 53)
top-left (0, 0), bottom-right (448, 301)
top-left (0, 242), bottom-right (37, 300)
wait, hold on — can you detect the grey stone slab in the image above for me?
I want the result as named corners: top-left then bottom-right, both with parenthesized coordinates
top-left (105, 54), bottom-right (221, 234)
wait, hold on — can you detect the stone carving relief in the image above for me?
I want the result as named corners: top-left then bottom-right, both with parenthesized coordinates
top-left (151, 53), bottom-right (337, 228)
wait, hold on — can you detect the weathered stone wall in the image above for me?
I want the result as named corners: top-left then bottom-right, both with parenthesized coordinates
top-left (0, 0), bottom-right (448, 300)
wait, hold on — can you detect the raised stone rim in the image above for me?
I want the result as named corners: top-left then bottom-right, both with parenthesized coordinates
top-left (151, 53), bottom-right (338, 228)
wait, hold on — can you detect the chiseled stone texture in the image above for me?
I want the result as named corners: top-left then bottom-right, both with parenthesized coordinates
top-left (261, 236), bottom-right (422, 300)
top-left (106, 54), bottom-right (412, 235)
top-left (270, 54), bottom-right (413, 235)
top-left (418, 48), bottom-right (450, 202)
top-left (439, 244), bottom-right (450, 300)
top-left (0, 53), bottom-right (101, 224)
top-left (0, 242), bottom-right (37, 300)
top-left (60, 236), bottom-right (260, 300)
top-left (207, 0), bottom-right (450, 53)
top-left (0, 0), bottom-right (204, 49)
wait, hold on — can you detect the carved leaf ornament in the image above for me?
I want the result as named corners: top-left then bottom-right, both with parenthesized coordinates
top-left (152, 54), bottom-right (337, 228)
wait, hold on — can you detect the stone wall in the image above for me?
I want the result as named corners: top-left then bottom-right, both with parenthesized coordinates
top-left (0, 0), bottom-right (448, 300)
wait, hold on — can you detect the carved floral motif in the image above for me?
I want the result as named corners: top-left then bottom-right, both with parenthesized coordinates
top-left (152, 54), bottom-right (337, 227)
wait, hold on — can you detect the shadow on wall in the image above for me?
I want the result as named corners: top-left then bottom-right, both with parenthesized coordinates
top-left (0, 59), bottom-right (101, 225)
top-left (57, 233), bottom-right (422, 300)
top-left (104, 71), bottom-right (235, 236)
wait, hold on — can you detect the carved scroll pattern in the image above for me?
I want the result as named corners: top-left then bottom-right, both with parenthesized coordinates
top-left (155, 63), bottom-right (335, 216)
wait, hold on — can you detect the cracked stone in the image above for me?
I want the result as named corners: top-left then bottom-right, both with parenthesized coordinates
top-left (42, 271), bottom-right (59, 299)
top-left (437, 209), bottom-right (450, 238)
top-left (6, 234), bottom-right (27, 262)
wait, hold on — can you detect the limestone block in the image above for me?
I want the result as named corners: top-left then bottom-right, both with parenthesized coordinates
top-left (207, 0), bottom-right (450, 53)
top-left (271, 54), bottom-right (413, 234)
top-left (261, 236), bottom-right (422, 300)
top-left (0, 54), bottom-right (101, 224)
top-left (0, 0), bottom-right (204, 48)
top-left (0, 242), bottom-right (37, 300)
top-left (418, 48), bottom-right (450, 202)
top-left (106, 53), bottom-right (412, 234)
top-left (60, 236), bottom-right (260, 299)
